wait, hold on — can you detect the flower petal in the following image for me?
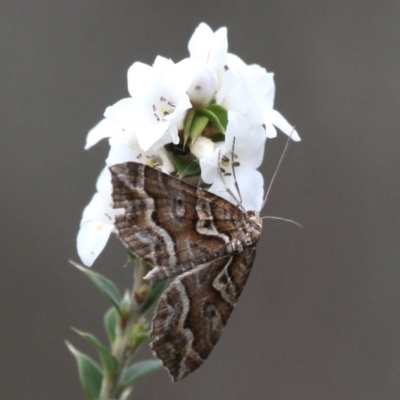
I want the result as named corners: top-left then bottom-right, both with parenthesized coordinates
top-left (199, 144), bottom-right (224, 184)
top-left (85, 119), bottom-right (122, 150)
top-left (208, 167), bottom-right (264, 212)
top-left (106, 136), bottom-right (143, 166)
top-left (208, 27), bottom-right (228, 74)
top-left (188, 23), bottom-right (214, 61)
top-left (224, 111), bottom-right (266, 169)
top-left (77, 220), bottom-right (114, 266)
top-left (265, 109), bottom-right (301, 141)
top-left (127, 62), bottom-right (160, 99)
top-left (136, 120), bottom-right (171, 152)
top-left (80, 192), bottom-right (113, 226)
top-left (104, 98), bottom-right (141, 128)
top-left (188, 23), bottom-right (227, 76)
top-left (95, 167), bottom-right (112, 198)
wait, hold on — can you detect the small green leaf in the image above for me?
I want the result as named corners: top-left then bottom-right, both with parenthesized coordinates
top-left (126, 326), bottom-right (150, 355)
top-left (66, 341), bottom-right (103, 400)
top-left (134, 331), bottom-right (150, 348)
top-left (141, 280), bottom-right (168, 314)
top-left (70, 260), bottom-right (121, 313)
top-left (196, 108), bottom-right (224, 134)
top-left (189, 114), bottom-right (209, 142)
top-left (210, 132), bottom-right (226, 143)
top-left (121, 359), bottom-right (163, 389)
top-left (73, 329), bottom-right (119, 376)
top-left (206, 104), bottom-right (228, 131)
top-left (104, 307), bottom-right (118, 344)
top-left (183, 108), bottom-right (196, 145)
top-left (171, 154), bottom-right (201, 179)
top-left (127, 250), bottom-right (137, 261)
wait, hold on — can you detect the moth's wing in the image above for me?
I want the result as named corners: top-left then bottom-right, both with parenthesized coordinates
top-left (150, 246), bottom-right (257, 381)
top-left (110, 162), bottom-right (247, 278)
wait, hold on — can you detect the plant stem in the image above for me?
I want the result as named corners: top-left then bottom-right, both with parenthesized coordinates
top-left (98, 259), bottom-right (150, 400)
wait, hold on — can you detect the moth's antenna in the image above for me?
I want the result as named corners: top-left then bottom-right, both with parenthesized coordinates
top-left (262, 215), bottom-right (303, 229)
top-left (261, 128), bottom-right (295, 211)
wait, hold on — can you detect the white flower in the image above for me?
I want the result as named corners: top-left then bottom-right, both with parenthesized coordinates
top-left (77, 168), bottom-right (117, 266)
top-left (188, 23), bottom-right (299, 141)
top-left (124, 57), bottom-right (192, 151)
top-left (91, 56), bottom-right (193, 158)
top-left (220, 53), bottom-right (300, 141)
top-left (199, 111), bottom-right (266, 211)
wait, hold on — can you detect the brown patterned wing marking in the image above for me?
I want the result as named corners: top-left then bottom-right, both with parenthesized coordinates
top-left (150, 246), bottom-right (257, 381)
top-left (110, 162), bottom-right (259, 280)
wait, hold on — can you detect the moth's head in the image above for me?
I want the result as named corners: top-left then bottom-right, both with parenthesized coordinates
top-left (246, 210), bottom-right (263, 240)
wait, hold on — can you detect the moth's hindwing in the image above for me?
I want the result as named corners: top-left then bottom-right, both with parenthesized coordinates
top-left (150, 246), bottom-right (257, 381)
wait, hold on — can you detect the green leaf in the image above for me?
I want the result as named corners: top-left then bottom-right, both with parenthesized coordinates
top-left (104, 307), bottom-right (118, 344)
top-left (195, 108), bottom-right (224, 134)
top-left (127, 250), bottom-right (137, 261)
top-left (206, 104), bottom-right (228, 131)
top-left (134, 332), bottom-right (150, 348)
top-left (183, 108), bottom-right (196, 145)
top-left (121, 359), bottom-right (163, 389)
top-left (125, 321), bottom-right (150, 354)
top-left (66, 341), bottom-right (103, 400)
top-left (171, 154), bottom-right (201, 179)
top-left (70, 260), bottom-right (121, 313)
top-left (210, 132), bottom-right (226, 143)
top-left (73, 329), bottom-right (119, 376)
top-left (189, 114), bottom-right (209, 142)
top-left (141, 280), bottom-right (168, 314)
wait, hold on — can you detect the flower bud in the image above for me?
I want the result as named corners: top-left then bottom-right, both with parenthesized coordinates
top-left (190, 136), bottom-right (215, 159)
top-left (177, 59), bottom-right (218, 107)
top-left (187, 66), bottom-right (217, 106)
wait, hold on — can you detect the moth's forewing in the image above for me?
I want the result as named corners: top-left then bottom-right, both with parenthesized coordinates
top-left (110, 162), bottom-right (260, 280)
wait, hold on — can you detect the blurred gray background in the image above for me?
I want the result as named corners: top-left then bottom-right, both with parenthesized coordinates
top-left (1, 1), bottom-right (400, 399)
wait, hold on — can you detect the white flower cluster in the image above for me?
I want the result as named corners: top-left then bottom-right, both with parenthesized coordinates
top-left (77, 23), bottom-right (300, 267)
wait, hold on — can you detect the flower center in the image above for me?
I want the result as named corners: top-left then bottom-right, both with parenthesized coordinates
top-left (152, 96), bottom-right (176, 122)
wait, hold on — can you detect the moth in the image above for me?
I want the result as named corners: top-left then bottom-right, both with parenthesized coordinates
top-left (110, 162), bottom-right (262, 381)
